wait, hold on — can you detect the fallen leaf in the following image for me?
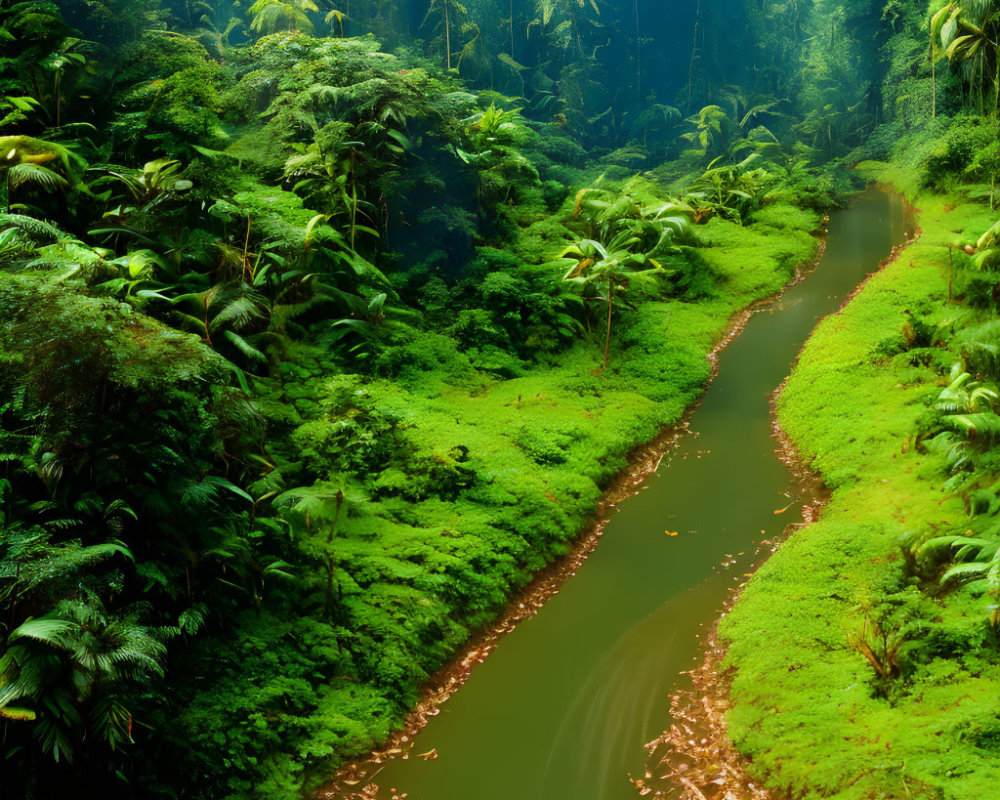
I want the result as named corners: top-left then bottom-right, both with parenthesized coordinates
top-left (773, 502), bottom-right (795, 515)
top-left (665, 530), bottom-right (679, 536)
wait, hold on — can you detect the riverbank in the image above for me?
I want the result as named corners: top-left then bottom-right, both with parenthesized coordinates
top-left (317, 212), bottom-right (832, 798)
top-left (719, 170), bottom-right (1000, 798)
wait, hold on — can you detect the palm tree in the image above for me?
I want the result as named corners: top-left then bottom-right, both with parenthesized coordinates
top-left (559, 238), bottom-right (659, 369)
top-left (247, 0), bottom-right (319, 35)
top-left (936, 1), bottom-right (1000, 115)
top-left (171, 281), bottom-right (270, 364)
top-left (558, 187), bottom-right (692, 368)
top-left (0, 599), bottom-right (166, 762)
top-left (275, 478), bottom-right (369, 619)
top-left (0, 135), bottom-right (81, 211)
top-left (39, 38), bottom-right (88, 128)
top-left (325, 7), bottom-right (348, 37)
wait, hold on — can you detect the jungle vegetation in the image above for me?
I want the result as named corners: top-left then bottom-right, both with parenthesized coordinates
top-left (717, 1), bottom-right (1000, 799)
top-left (2, 1), bottom-right (1000, 799)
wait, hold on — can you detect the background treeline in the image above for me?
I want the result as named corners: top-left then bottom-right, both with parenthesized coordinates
top-left (0, 0), bottom-right (956, 798)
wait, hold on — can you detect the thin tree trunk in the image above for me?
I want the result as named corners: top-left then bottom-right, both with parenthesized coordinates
top-left (242, 216), bottom-right (252, 281)
top-left (994, 45), bottom-right (999, 118)
top-left (510, 0), bottom-right (514, 58)
top-left (203, 297), bottom-right (213, 347)
top-left (634, 0), bottom-right (641, 102)
top-left (686, 0), bottom-right (701, 112)
top-left (351, 183), bottom-right (358, 248)
top-left (948, 245), bottom-right (954, 302)
top-left (324, 555), bottom-right (335, 619)
top-left (603, 281), bottom-right (615, 369)
top-left (931, 18), bottom-right (936, 119)
top-left (349, 151), bottom-right (358, 249)
top-left (564, 0), bottom-right (584, 58)
top-left (444, 0), bottom-right (451, 70)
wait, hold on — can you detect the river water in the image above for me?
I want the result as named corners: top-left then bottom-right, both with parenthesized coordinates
top-left (353, 188), bottom-right (911, 800)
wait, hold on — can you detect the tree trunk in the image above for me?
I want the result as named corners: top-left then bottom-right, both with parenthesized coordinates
top-left (686, 0), bottom-right (702, 112)
top-left (564, 0), bottom-right (584, 58)
top-left (510, 0), bottom-right (514, 58)
top-left (930, 18), bottom-right (936, 120)
top-left (349, 151), bottom-right (358, 249)
top-left (948, 245), bottom-right (954, 302)
top-left (634, 0), bottom-right (641, 102)
top-left (603, 281), bottom-right (615, 369)
top-left (994, 46), bottom-right (999, 118)
top-left (444, 0), bottom-right (451, 70)
top-left (324, 555), bottom-right (335, 619)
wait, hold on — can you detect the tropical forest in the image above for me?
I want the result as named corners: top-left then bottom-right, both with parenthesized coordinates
top-left (4, 0), bottom-right (1000, 798)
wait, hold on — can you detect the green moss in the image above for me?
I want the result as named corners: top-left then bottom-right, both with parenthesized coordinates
top-left (721, 174), bottom-right (1000, 799)
top-left (751, 203), bottom-right (823, 232)
top-left (218, 178), bottom-right (822, 794)
top-left (0, 15), bottom-right (843, 794)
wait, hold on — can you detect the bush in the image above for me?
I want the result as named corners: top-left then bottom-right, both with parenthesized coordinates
top-left (923, 116), bottom-right (1000, 190)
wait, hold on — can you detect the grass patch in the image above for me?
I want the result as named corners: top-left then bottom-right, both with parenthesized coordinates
top-left (721, 176), bottom-right (1000, 799)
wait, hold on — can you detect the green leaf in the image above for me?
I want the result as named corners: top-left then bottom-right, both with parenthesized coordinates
top-left (0, 706), bottom-right (36, 721)
top-left (8, 619), bottom-right (76, 647)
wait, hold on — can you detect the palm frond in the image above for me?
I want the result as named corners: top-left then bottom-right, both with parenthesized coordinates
top-left (8, 618), bottom-right (76, 648)
top-left (8, 163), bottom-right (68, 192)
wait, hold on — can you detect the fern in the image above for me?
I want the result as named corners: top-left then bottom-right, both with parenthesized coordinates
top-left (222, 329), bottom-right (267, 363)
top-left (7, 618), bottom-right (76, 648)
top-left (179, 475), bottom-right (253, 507)
top-left (8, 163), bottom-right (68, 192)
top-left (0, 213), bottom-right (70, 242)
top-left (26, 241), bottom-right (105, 272)
top-left (13, 543), bottom-right (133, 596)
top-left (209, 292), bottom-right (268, 332)
top-left (944, 411), bottom-right (1000, 443)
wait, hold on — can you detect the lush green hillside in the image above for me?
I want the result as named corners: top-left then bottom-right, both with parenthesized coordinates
top-left (14, 0), bottom-right (1000, 797)
top-left (0, 2), bottom-right (846, 797)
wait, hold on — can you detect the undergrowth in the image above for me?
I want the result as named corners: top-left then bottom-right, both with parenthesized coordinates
top-left (721, 148), bottom-right (1000, 799)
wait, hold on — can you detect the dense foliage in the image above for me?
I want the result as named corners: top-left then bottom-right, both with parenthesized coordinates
top-left (716, 1), bottom-right (1000, 799)
top-left (7, 0), bottom-right (994, 798)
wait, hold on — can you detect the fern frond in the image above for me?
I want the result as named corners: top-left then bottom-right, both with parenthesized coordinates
top-left (941, 561), bottom-right (990, 583)
top-left (8, 163), bottom-right (68, 192)
top-left (8, 618), bottom-right (75, 648)
top-left (209, 293), bottom-right (268, 332)
top-left (222, 329), bottom-right (267, 363)
top-left (0, 213), bottom-right (70, 242)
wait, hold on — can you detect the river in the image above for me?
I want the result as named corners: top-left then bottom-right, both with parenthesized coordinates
top-left (340, 188), bottom-right (912, 800)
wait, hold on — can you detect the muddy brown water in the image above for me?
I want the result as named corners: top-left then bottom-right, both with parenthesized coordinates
top-left (334, 188), bottom-right (912, 800)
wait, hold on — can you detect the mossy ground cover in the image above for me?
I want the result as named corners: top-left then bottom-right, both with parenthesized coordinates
top-left (0, 1), bottom-right (985, 797)
top-left (0, 11), bottom-right (838, 791)
top-left (224, 209), bottom-right (820, 792)
top-left (720, 174), bottom-right (1000, 798)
